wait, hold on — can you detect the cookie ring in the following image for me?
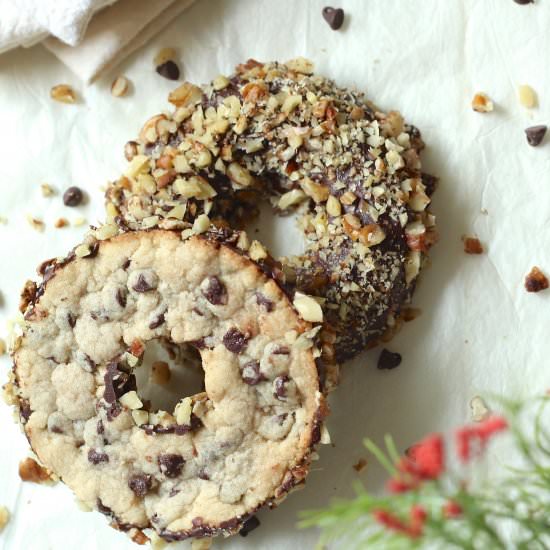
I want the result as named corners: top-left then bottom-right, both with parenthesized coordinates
top-left (106, 58), bottom-right (438, 362)
top-left (10, 229), bottom-right (327, 541)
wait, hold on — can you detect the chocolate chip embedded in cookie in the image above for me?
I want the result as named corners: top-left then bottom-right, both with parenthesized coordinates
top-left (12, 229), bottom-right (328, 541)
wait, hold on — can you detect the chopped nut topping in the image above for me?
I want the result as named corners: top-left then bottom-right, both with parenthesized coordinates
top-left (132, 410), bottom-right (149, 426)
top-left (525, 266), bottom-right (549, 293)
top-left (213, 74), bottom-right (230, 90)
top-left (278, 189), bottom-right (307, 210)
top-left (111, 75), bottom-right (129, 98)
top-left (119, 391), bottom-right (143, 410)
top-left (50, 84), bottom-right (76, 104)
top-left (463, 236), bottom-right (483, 254)
top-left (19, 457), bottom-right (53, 484)
top-left (227, 162), bottom-right (254, 187)
top-left (472, 93), bottom-right (494, 113)
top-left (518, 84), bottom-right (537, 108)
top-left (54, 218), bottom-right (68, 229)
top-left (285, 57), bottom-right (314, 75)
top-left (293, 292), bottom-right (323, 323)
top-left (175, 397), bottom-right (192, 425)
top-left (74, 244), bottom-right (92, 257)
top-left (168, 82), bottom-right (202, 107)
top-left (94, 224), bottom-right (118, 240)
top-left (192, 214), bottom-right (210, 234)
top-left (249, 240), bottom-right (268, 261)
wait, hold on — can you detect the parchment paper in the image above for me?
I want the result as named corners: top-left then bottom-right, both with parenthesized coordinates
top-left (1, 1), bottom-right (549, 548)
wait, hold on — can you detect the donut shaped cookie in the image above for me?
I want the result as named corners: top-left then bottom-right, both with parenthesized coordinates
top-left (10, 230), bottom-right (327, 541)
top-left (106, 58), bottom-right (438, 362)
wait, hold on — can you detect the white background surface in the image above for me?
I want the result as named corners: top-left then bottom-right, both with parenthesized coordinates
top-left (1, 0), bottom-right (549, 548)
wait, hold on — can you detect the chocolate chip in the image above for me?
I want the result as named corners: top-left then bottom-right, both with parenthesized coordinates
top-left (132, 274), bottom-right (155, 292)
top-left (513, 0), bottom-right (533, 4)
top-left (156, 60), bottom-right (180, 80)
top-left (377, 348), bottom-right (402, 370)
top-left (255, 292), bottom-right (274, 312)
top-left (96, 499), bottom-right (112, 516)
top-left (525, 125), bottom-right (547, 146)
top-left (198, 468), bottom-right (210, 480)
top-left (241, 361), bottom-right (265, 385)
top-left (191, 517), bottom-right (204, 527)
top-left (274, 375), bottom-right (289, 400)
top-left (122, 258), bottom-right (131, 270)
top-left (239, 516), bottom-right (260, 537)
top-left (223, 328), bottom-right (248, 354)
top-left (67, 313), bottom-right (76, 328)
top-left (19, 399), bottom-right (32, 422)
top-left (202, 276), bottom-right (227, 305)
top-left (103, 362), bottom-right (137, 404)
top-left (322, 6), bottom-right (345, 30)
top-left (97, 420), bottom-right (104, 434)
top-left (116, 288), bottom-right (127, 308)
top-left (149, 312), bottom-right (165, 329)
top-left (63, 186), bottom-right (84, 207)
top-left (128, 474), bottom-right (153, 497)
top-left (158, 454), bottom-right (185, 478)
top-left (88, 449), bottom-right (109, 464)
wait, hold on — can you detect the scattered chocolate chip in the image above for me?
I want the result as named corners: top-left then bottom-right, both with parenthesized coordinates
top-left (274, 375), bottom-right (289, 400)
top-left (87, 242), bottom-right (100, 259)
top-left (513, 0), bottom-right (533, 4)
top-left (149, 312), bottom-right (165, 329)
top-left (103, 362), bottom-right (137, 404)
top-left (158, 454), bottom-right (185, 478)
top-left (525, 125), bottom-right (547, 146)
top-left (377, 349), bottom-right (402, 370)
top-left (122, 258), bottom-right (131, 270)
top-left (463, 236), bottom-right (483, 254)
top-left (322, 6), bottom-right (345, 30)
top-left (88, 449), bottom-right (109, 465)
top-left (202, 276), bottom-right (227, 305)
top-left (198, 468), bottom-right (210, 480)
top-left (128, 474), bottom-right (153, 497)
top-left (156, 60), bottom-right (180, 80)
top-left (132, 274), bottom-right (155, 292)
top-left (525, 266), bottom-right (549, 293)
top-left (63, 186), bottom-right (84, 207)
top-left (67, 312), bottom-right (76, 328)
top-left (239, 516), bottom-right (260, 537)
top-left (241, 361), bottom-right (265, 385)
top-left (255, 292), bottom-right (274, 312)
top-left (223, 328), bottom-right (249, 354)
top-left (116, 288), bottom-right (127, 308)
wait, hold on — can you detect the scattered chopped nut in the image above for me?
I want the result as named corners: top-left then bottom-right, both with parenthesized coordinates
top-left (146, 362), bottom-right (170, 388)
top-left (320, 425), bottom-right (331, 444)
top-left (213, 74), bottom-right (230, 90)
top-left (293, 292), bottom-right (323, 323)
top-left (54, 218), bottom-right (68, 229)
top-left (278, 189), bottom-right (307, 210)
top-left (525, 266), bottom-right (549, 293)
top-left (26, 215), bottom-right (45, 232)
top-left (50, 84), bottom-right (76, 104)
top-left (463, 236), bottom-right (483, 254)
top-left (111, 75), bottom-right (129, 97)
top-left (352, 458), bottom-right (367, 472)
top-left (518, 84), bottom-right (537, 108)
top-left (41, 183), bottom-right (55, 197)
top-left (470, 396), bottom-right (490, 422)
top-left (18, 457), bottom-right (52, 484)
top-left (168, 82), bottom-right (202, 107)
top-left (285, 57), bottom-right (314, 75)
top-left (0, 506), bottom-right (9, 533)
top-left (0, 339), bottom-right (6, 355)
top-left (472, 92), bottom-right (494, 113)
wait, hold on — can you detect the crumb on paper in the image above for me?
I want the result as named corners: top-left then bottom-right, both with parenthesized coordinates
top-left (518, 84), bottom-right (537, 109)
top-left (54, 218), bottom-right (68, 229)
top-left (481, 208), bottom-right (488, 215)
top-left (472, 93), bottom-right (494, 113)
top-left (463, 236), bottom-right (484, 254)
top-left (111, 76), bottom-right (130, 98)
top-left (26, 215), bottom-right (45, 232)
top-left (72, 217), bottom-right (87, 227)
top-left (18, 457), bottom-right (54, 484)
top-left (470, 396), bottom-right (490, 422)
top-left (353, 458), bottom-right (368, 472)
top-left (41, 183), bottom-right (55, 197)
top-left (525, 266), bottom-right (549, 293)
top-left (129, 528), bottom-right (149, 545)
top-left (0, 505), bottom-right (9, 532)
top-left (50, 84), bottom-right (76, 104)
top-left (0, 338), bottom-right (6, 355)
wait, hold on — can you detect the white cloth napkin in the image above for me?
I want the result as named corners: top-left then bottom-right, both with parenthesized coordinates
top-left (0, 0), bottom-right (196, 83)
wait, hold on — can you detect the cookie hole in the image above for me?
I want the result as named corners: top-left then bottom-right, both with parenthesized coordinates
top-left (248, 200), bottom-right (306, 258)
top-left (134, 339), bottom-right (204, 413)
